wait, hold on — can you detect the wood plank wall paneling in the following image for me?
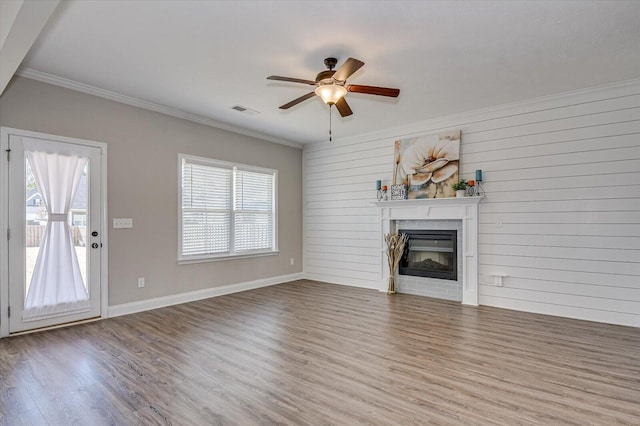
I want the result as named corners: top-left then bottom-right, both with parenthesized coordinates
top-left (303, 82), bottom-right (640, 327)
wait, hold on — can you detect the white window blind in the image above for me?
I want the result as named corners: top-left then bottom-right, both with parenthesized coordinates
top-left (179, 155), bottom-right (277, 261)
top-left (182, 161), bottom-right (232, 256)
top-left (234, 169), bottom-right (274, 252)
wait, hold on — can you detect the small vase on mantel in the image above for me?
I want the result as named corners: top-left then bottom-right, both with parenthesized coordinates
top-left (456, 189), bottom-right (466, 198)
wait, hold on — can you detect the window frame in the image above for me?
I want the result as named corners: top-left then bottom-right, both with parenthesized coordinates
top-left (178, 153), bottom-right (278, 264)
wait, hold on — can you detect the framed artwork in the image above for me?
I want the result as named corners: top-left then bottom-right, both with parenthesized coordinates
top-left (392, 130), bottom-right (460, 199)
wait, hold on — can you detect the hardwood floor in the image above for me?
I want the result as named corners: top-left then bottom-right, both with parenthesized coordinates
top-left (1, 280), bottom-right (639, 425)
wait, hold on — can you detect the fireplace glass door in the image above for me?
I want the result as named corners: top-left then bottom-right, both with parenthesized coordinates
top-left (399, 230), bottom-right (457, 280)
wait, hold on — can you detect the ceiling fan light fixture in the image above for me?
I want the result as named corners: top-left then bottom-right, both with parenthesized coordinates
top-left (267, 57), bottom-right (399, 117)
top-left (315, 84), bottom-right (347, 105)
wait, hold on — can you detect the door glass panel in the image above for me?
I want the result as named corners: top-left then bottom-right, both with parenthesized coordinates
top-left (23, 159), bottom-right (89, 302)
top-left (71, 164), bottom-right (89, 289)
top-left (25, 159), bottom-right (43, 296)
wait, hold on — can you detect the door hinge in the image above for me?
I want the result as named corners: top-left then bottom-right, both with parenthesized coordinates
top-left (6, 228), bottom-right (9, 240)
top-left (7, 306), bottom-right (10, 318)
top-left (5, 148), bottom-right (10, 161)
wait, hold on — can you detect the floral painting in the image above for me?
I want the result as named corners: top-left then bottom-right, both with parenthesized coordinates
top-left (392, 130), bottom-right (460, 199)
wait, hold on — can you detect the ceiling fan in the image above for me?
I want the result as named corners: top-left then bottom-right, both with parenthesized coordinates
top-left (267, 57), bottom-right (400, 117)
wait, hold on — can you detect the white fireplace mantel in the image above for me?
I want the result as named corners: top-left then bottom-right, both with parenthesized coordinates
top-left (374, 197), bottom-right (483, 305)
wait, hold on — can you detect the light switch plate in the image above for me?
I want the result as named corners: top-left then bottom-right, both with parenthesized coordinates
top-left (113, 218), bottom-right (133, 229)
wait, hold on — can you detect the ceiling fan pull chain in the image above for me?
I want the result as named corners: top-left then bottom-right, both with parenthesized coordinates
top-left (329, 104), bottom-right (333, 142)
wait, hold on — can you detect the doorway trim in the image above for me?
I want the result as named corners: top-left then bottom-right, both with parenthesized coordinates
top-left (0, 127), bottom-right (108, 337)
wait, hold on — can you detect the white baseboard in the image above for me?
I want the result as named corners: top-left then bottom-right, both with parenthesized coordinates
top-left (108, 272), bottom-right (304, 318)
top-left (479, 295), bottom-right (640, 328)
top-left (303, 273), bottom-right (379, 291)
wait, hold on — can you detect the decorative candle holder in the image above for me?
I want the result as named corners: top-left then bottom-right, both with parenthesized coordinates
top-left (467, 179), bottom-right (476, 196)
top-left (377, 186), bottom-right (388, 201)
top-left (376, 180), bottom-right (385, 201)
top-left (474, 169), bottom-right (484, 196)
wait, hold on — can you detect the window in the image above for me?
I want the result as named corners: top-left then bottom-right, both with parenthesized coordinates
top-left (179, 154), bottom-right (277, 262)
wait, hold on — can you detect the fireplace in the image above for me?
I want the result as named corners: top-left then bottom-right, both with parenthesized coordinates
top-left (376, 197), bottom-right (481, 305)
top-left (399, 230), bottom-right (457, 281)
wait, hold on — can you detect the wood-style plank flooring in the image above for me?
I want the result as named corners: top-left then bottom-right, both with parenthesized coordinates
top-left (1, 280), bottom-right (639, 425)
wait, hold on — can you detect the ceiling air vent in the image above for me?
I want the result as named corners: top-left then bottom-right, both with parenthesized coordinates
top-left (231, 105), bottom-right (260, 116)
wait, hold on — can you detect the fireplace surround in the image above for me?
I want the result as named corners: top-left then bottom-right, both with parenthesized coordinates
top-left (374, 197), bottom-right (482, 305)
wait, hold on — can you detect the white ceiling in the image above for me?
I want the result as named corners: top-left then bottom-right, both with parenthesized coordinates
top-left (16, 0), bottom-right (640, 146)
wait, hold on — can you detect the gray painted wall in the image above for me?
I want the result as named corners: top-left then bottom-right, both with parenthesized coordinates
top-left (0, 76), bottom-right (303, 306)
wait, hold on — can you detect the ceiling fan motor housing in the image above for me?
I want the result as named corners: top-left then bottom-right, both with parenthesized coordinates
top-left (316, 58), bottom-right (342, 84)
top-left (315, 70), bottom-right (337, 84)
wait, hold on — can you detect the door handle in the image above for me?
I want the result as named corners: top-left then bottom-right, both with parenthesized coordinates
top-left (91, 243), bottom-right (99, 249)
top-left (92, 231), bottom-right (99, 237)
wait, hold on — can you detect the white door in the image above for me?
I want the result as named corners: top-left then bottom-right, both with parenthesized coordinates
top-left (7, 134), bottom-right (103, 333)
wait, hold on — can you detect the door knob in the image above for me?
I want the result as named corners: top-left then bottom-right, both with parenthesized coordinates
top-left (91, 243), bottom-right (99, 249)
top-left (92, 231), bottom-right (99, 237)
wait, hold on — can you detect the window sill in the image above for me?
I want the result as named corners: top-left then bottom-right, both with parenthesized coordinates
top-left (178, 250), bottom-right (279, 265)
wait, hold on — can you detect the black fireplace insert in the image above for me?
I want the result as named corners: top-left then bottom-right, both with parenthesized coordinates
top-left (399, 229), bottom-right (457, 280)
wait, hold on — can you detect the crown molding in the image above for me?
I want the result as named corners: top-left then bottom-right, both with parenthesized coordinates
top-left (15, 68), bottom-right (639, 152)
top-left (315, 77), bottom-right (640, 147)
top-left (15, 68), bottom-right (303, 150)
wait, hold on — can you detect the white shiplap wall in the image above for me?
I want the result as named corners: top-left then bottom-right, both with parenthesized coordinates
top-left (303, 80), bottom-right (640, 327)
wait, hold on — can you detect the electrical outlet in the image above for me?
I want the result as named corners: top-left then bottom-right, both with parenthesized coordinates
top-left (138, 277), bottom-right (145, 288)
top-left (290, 258), bottom-right (295, 266)
top-left (492, 274), bottom-right (508, 287)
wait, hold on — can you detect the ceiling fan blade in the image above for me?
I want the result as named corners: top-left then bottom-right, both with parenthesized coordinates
top-left (335, 97), bottom-right (353, 117)
top-left (267, 75), bottom-right (316, 85)
top-left (332, 57), bottom-right (365, 82)
top-left (347, 85), bottom-right (400, 97)
top-left (279, 92), bottom-right (316, 109)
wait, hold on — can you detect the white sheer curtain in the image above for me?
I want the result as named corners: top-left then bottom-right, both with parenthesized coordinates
top-left (23, 138), bottom-right (91, 321)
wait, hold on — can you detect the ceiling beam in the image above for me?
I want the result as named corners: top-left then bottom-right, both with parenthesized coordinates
top-left (0, 0), bottom-right (60, 95)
